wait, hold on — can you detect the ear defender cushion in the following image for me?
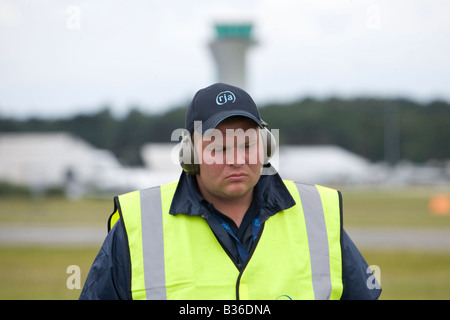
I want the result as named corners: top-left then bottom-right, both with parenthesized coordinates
top-left (179, 131), bottom-right (199, 175)
top-left (260, 127), bottom-right (276, 164)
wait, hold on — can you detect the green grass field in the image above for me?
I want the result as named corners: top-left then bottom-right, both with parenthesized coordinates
top-left (0, 246), bottom-right (98, 300)
top-left (342, 188), bottom-right (450, 228)
top-left (1, 187), bottom-right (449, 300)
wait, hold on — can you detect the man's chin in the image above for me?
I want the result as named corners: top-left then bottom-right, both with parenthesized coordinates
top-left (222, 183), bottom-right (251, 198)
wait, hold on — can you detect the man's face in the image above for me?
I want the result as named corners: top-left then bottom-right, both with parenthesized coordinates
top-left (194, 117), bottom-right (263, 201)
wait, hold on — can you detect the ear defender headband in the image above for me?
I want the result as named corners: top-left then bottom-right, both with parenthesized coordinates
top-left (179, 121), bottom-right (276, 175)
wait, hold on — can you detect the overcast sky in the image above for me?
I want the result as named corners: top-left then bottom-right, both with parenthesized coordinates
top-left (1, 0), bottom-right (449, 118)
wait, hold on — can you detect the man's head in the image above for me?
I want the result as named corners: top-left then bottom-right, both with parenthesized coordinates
top-left (180, 83), bottom-right (273, 201)
top-left (194, 115), bottom-right (263, 201)
top-left (185, 83), bottom-right (264, 136)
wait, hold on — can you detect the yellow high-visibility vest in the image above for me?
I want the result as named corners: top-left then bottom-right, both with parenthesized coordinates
top-left (109, 180), bottom-right (343, 300)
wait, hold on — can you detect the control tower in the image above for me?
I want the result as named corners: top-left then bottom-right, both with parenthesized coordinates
top-left (209, 23), bottom-right (256, 90)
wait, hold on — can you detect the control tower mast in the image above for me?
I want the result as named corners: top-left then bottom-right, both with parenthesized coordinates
top-left (209, 23), bottom-right (256, 90)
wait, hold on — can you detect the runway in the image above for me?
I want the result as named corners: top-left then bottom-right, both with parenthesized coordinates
top-left (0, 226), bottom-right (107, 247)
top-left (345, 227), bottom-right (450, 252)
top-left (0, 226), bottom-right (449, 251)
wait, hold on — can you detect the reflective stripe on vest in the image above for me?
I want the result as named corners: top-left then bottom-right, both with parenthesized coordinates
top-left (295, 182), bottom-right (343, 300)
top-left (112, 180), bottom-right (343, 300)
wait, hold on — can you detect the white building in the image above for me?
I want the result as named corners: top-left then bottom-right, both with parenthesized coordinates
top-left (277, 145), bottom-right (372, 185)
top-left (0, 132), bottom-right (122, 194)
top-left (140, 143), bottom-right (182, 186)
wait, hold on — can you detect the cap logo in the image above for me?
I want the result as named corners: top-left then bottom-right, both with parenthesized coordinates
top-left (216, 91), bottom-right (236, 106)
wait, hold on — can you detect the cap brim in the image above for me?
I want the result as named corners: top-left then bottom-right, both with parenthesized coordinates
top-left (194, 110), bottom-right (264, 134)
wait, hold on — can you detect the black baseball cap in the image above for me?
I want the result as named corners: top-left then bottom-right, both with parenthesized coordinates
top-left (185, 83), bottom-right (265, 134)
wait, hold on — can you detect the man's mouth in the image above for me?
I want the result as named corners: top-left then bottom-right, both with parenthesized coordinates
top-left (226, 172), bottom-right (247, 181)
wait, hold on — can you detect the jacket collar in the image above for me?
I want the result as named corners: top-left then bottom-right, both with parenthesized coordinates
top-left (169, 165), bottom-right (296, 217)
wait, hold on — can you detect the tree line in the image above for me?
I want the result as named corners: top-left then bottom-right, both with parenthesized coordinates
top-left (0, 97), bottom-right (449, 165)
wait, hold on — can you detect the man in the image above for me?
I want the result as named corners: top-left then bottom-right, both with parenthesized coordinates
top-left (80, 83), bottom-right (381, 300)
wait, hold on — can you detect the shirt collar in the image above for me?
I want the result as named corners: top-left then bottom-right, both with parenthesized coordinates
top-left (169, 165), bottom-right (296, 217)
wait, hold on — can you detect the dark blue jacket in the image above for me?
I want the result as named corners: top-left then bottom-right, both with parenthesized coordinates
top-left (80, 171), bottom-right (381, 300)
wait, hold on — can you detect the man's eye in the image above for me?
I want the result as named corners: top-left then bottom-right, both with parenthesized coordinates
top-left (246, 141), bottom-right (257, 149)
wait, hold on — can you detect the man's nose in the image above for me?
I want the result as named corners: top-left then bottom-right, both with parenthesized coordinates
top-left (226, 147), bottom-right (246, 165)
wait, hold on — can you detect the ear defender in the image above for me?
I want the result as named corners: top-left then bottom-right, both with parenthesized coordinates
top-left (260, 126), bottom-right (276, 164)
top-left (179, 131), bottom-right (200, 175)
top-left (179, 122), bottom-right (276, 175)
